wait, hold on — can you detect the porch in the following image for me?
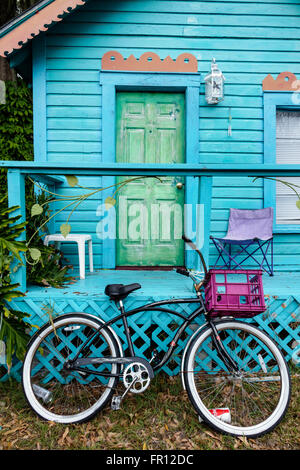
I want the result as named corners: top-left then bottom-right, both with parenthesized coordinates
top-left (3, 268), bottom-right (300, 382)
top-left (1, 161), bottom-right (300, 382)
top-left (14, 267), bottom-right (300, 299)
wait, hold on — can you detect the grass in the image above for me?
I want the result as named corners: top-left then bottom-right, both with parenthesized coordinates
top-left (0, 371), bottom-right (299, 451)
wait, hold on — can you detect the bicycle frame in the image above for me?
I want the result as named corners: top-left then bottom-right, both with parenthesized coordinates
top-left (68, 293), bottom-right (239, 377)
top-left (69, 296), bottom-right (206, 377)
top-left (67, 234), bottom-right (239, 377)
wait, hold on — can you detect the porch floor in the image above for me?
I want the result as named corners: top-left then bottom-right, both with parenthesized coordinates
top-left (26, 269), bottom-right (300, 301)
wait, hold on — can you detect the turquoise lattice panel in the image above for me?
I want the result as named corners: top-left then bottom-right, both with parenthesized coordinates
top-left (0, 359), bottom-right (23, 383)
top-left (1, 293), bottom-right (299, 382)
top-left (150, 303), bottom-right (206, 375)
top-left (249, 295), bottom-right (300, 363)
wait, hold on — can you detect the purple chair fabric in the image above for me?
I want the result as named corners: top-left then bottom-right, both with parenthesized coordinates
top-left (223, 208), bottom-right (273, 241)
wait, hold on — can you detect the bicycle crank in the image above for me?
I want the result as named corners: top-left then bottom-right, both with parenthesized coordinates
top-left (111, 359), bottom-right (153, 410)
top-left (123, 362), bottom-right (152, 394)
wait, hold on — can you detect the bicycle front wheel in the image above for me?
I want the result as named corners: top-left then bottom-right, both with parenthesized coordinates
top-left (183, 320), bottom-right (291, 437)
top-left (22, 313), bottom-right (121, 424)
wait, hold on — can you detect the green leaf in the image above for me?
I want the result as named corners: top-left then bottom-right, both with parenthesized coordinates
top-left (29, 247), bottom-right (41, 261)
top-left (31, 203), bottom-right (43, 217)
top-left (105, 196), bottom-right (116, 210)
top-left (296, 200), bottom-right (300, 210)
top-left (65, 175), bottom-right (78, 187)
top-left (0, 315), bottom-right (30, 367)
top-left (0, 80), bottom-right (33, 166)
top-left (60, 223), bottom-right (71, 238)
top-left (1, 291), bottom-right (25, 302)
top-left (0, 238), bottom-right (27, 263)
top-left (3, 307), bottom-right (10, 318)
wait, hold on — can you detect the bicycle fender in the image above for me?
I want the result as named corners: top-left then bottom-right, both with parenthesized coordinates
top-left (76, 312), bottom-right (124, 358)
top-left (180, 321), bottom-right (208, 391)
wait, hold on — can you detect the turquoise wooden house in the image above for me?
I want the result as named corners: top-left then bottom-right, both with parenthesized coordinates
top-left (0, 0), bottom-right (300, 379)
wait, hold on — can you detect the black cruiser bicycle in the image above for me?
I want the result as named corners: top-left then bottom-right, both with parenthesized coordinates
top-left (22, 236), bottom-right (291, 437)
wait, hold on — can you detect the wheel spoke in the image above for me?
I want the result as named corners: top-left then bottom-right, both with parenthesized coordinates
top-left (184, 321), bottom-right (290, 436)
top-left (23, 315), bottom-right (119, 423)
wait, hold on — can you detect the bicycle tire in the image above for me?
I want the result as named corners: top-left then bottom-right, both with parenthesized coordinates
top-left (183, 319), bottom-right (291, 438)
top-left (22, 313), bottom-right (122, 424)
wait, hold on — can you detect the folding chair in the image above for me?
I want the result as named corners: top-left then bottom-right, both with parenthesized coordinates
top-left (210, 207), bottom-right (274, 276)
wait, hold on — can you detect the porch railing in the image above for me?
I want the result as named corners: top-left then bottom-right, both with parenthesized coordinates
top-left (2, 160), bottom-right (300, 292)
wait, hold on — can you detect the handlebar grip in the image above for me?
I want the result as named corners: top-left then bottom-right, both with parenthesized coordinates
top-left (176, 267), bottom-right (190, 277)
top-left (182, 234), bottom-right (192, 244)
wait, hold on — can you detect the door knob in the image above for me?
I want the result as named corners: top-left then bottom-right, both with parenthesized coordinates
top-left (176, 182), bottom-right (183, 190)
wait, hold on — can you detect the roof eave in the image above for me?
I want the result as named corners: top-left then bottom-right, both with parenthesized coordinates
top-left (0, 0), bottom-right (89, 58)
top-left (0, 0), bottom-right (55, 39)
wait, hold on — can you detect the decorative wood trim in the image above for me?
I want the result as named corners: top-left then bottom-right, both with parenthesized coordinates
top-left (262, 72), bottom-right (300, 91)
top-left (0, 0), bottom-right (88, 57)
top-left (101, 51), bottom-right (198, 73)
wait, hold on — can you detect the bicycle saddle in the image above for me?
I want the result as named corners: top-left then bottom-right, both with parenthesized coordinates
top-left (104, 283), bottom-right (141, 300)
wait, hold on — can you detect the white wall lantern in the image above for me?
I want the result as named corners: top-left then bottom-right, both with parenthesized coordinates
top-left (205, 58), bottom-right (225, 105)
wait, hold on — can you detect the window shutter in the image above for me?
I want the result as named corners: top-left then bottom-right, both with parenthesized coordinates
top-left (276, 110), bottom-right (300, 224)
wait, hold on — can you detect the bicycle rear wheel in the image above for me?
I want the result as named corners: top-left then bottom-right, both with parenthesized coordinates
top-left (22, 313), bottom-right (121, 424)
top-left (183, 319), bottom-right (291, 437)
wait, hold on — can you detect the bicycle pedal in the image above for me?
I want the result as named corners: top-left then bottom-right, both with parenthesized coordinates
top-left (111, 395), bottom-right (122, 411)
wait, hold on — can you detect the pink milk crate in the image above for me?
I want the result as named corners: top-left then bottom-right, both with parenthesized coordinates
top-left (204, 269), bottom-right (266, 318)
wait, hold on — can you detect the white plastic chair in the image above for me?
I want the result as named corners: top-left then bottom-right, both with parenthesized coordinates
top-left (44, 234), bottom-right (94, 280)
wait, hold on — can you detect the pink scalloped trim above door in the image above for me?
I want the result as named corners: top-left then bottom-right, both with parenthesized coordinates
top-left (101, 51), bottom-right (198, 73)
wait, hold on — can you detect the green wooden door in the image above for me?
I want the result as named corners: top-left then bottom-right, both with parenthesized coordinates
top-left (116, 92), bottom-right (185, 266)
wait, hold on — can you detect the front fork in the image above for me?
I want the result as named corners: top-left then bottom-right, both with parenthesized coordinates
top-left (208, 319), bottom-right (240, 374)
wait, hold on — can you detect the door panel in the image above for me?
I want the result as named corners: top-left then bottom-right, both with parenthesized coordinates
top-left (116, 92), bottom-right (185, 266)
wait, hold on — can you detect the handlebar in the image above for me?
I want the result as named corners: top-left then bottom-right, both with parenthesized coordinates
top-left (176, 267), bottom-right (190, 277)
top-left (176, 235), bottom-right (209, 292)
top-left (181, 235), bottom-right (208, 277)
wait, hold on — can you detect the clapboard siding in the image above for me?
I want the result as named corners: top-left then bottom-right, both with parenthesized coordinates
top-left (79, 1), bottom-right (300, 15)
top-left (41, 0), bottom-right (300, 271)
top-left (52, 176), bottom-right (105, 269)
top-left (62, 11), bottom-right (300, 28)
top-left (47, 47), bottom-right (300, 63)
